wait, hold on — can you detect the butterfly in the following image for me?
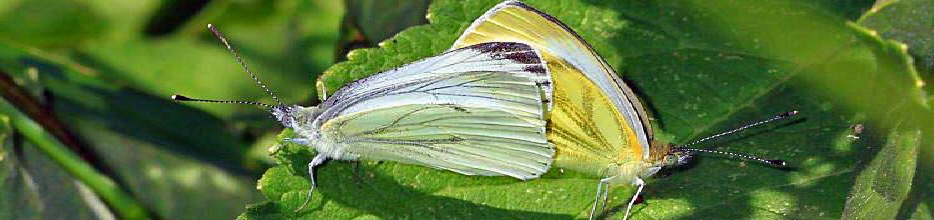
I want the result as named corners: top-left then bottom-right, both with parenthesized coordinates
top-left (174, 24), bottom-right (557, 210)
top-left (450, 1), bottom-right (790, 219)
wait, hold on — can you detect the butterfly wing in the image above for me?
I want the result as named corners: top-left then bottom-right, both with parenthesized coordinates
top-left (322, 42), bottom-right (553, 113)
top-left (318, 72), bottom-right (552, 179)
top-left (449, 1), bottom-right (653, 174)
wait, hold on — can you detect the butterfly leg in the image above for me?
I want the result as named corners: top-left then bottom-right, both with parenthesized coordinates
top-left (352, 161), bottom-right (364, 188)
top-left (601, 178), bottom-right (611, 214)
top-left (622, 178), bottom-right (645, 220)
top-left (589, 176), bottom-right (614, 220)
top-left (296, 154), bottom-right (328, 212)
top-left (589, 180), bottom-right (603, 220)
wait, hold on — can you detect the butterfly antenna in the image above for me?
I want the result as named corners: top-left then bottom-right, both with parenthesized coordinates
top-left (681, 111), bottom-right (798, 147)
top-left (677, 148), bottom-right (786, 167)
top-left (172, 94), bottom-right (273, 108)
top-left (207, 24), bottom-right (284, 106)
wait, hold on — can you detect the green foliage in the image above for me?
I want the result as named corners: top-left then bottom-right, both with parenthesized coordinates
top-left (243, 0), bottom-right (932, 219)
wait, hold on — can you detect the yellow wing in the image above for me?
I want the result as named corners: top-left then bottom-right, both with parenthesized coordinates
top-left (547, 68), bottom-right (643, 176)
top-left (449, 1), bottom-right (651, 176)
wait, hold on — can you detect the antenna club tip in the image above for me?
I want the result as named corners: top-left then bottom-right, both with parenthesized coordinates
top-left (766, 159), bottom-right (787, 167)
top-left (171, 94), bottom-right (192, 101)
top-left (207, 23), bottom-right (214, 28)
top-left (785, 111), bottom-right (799, 116)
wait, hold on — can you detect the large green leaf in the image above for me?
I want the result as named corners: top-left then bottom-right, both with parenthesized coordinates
top-left (241, 0), bottom-right (931, 219)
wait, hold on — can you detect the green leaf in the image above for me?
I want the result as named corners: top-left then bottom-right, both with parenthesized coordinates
top-left (245, 0), bottom-right (925, 219)
top-left (841, 121), bottom-right (919, 219)
top-left (858, 0), bottom-right (934, 89)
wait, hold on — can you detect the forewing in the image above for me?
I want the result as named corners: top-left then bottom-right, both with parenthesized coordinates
top-left (323, 42), bottom-right (553, 111)
top-left (319, 73), bottom-right (552, 179)
top-left (314, 68), bottom-right (550, 131)
top-left (450, 1), bottom-right (654, 159)
top-left (332, 71), bottom-right (544, 122)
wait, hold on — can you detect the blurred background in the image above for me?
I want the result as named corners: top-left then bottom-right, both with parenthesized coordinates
top-left (0, 0), bottom-right (931, 219)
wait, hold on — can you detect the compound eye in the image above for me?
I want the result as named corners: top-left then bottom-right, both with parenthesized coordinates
top-left (662, 155), bottom-right (678, 167)
top-left (677, 154), bottom-right (693, 166)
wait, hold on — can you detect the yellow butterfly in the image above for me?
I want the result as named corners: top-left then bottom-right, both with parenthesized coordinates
top-left (450, 1), bottom-right (790, 219)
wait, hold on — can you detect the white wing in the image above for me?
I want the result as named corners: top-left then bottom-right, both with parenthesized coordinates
top-left (450, 1), bottom-right (654, 159)
top-left (318, 72), bottom-right (552, 179)
top-left (321, 42), bottom-right (553, 113)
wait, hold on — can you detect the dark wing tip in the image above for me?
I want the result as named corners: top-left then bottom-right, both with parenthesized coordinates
top-left (524, 65), bottom-right (547, 74)
top-left (467, 42), bottom-right (541, 64)
top-left (468, 42), bottom-right (533, 53)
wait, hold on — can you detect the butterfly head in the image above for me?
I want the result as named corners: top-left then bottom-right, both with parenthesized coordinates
top-left (271, 105), bottom-right (297, 128)
top-left (271, 105), bottom-right (322, 129)
top-left (662, 149), bottom-right (693, 168)
top-left (647, 142), bottom-right (692, 169)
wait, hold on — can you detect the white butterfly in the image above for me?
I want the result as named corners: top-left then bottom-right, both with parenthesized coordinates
top-left (174, 25), bottom-right (556, 211)
top-left (282, 41), bottom-right (555, 181)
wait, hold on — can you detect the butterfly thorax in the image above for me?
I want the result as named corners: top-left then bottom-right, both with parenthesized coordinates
top-left (273, 105), bottom-right (354, 160)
